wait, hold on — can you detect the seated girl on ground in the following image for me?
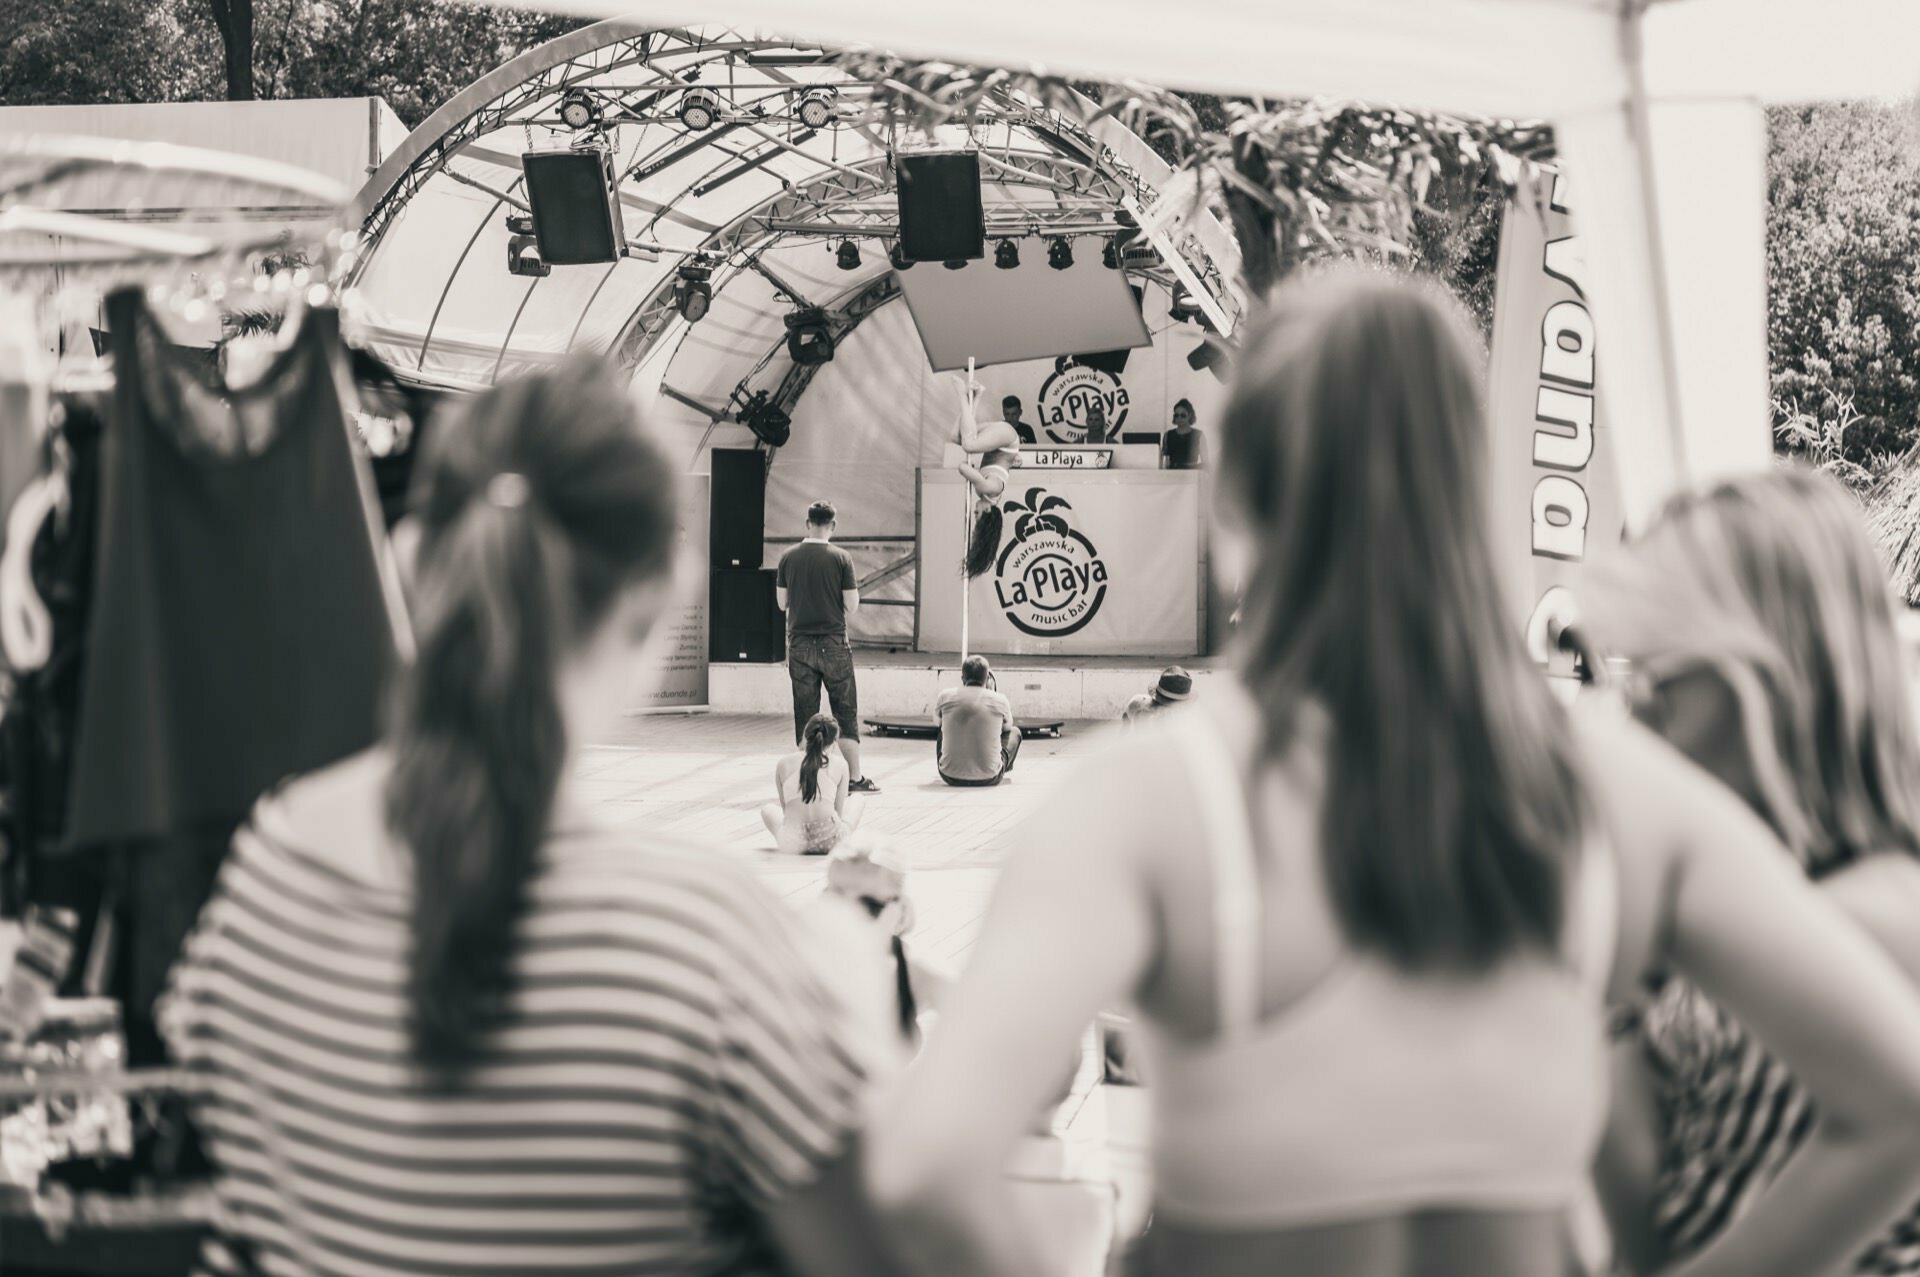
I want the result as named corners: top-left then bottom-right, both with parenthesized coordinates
top-left (762, 712), bottom-right (864, 854)
top-left (951, 377), bottom-right (1022, 578)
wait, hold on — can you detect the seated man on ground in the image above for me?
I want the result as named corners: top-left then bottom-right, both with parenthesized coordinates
top-left (1121, 665), bottom-right (1193, 728)
top-left (760, 713), bottom-right (864, 854)
top-left (935, 656), bottom-right (1021, 787)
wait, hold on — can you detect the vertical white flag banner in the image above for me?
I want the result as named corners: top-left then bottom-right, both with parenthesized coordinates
top-left (1487, 170), bottom-right (1626, 673)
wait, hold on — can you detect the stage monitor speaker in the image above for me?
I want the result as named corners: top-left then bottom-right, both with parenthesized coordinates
top-left (521, 149), bottom-right (625, 265)
top-left (710, 569), bottom-right (784, 663)
top-left (710, 448), bottom-right (765, 569)
top-left (895, 151), bottom-right (984, 264)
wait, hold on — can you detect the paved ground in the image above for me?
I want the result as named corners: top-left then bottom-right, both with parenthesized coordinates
top-left (0, 712), bottom-right (1149, 1260)
top-left (585, 711), bottom-right (1151, 1248)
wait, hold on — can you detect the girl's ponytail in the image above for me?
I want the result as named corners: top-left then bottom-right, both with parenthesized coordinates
top-left (799, 712), bottom-right (838, 804)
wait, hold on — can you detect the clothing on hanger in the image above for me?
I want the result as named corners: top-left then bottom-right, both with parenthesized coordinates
top-left (64, 288), bottom-right (398, 851)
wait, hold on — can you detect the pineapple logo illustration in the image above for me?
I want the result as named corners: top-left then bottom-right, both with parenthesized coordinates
top-left (990, 486), bottom-right (1109, 637)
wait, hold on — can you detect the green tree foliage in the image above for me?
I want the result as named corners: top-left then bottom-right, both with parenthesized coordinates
top-left (0, 1), bottom-right (217, 107)
top-left (1769, 102), bottom-right (1920, 476)
top-left (251, 1), bottom-right (579, 125)
top-left (0, 0), bottom-right (578, 127)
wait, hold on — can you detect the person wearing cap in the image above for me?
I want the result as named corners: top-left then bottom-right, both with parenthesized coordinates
top-left (776, 500), bottom-right (878, 793)
top-left (1122, 665), bottom-right (1194, 727)
top-left (934, 655), bottom-right (1022, 787)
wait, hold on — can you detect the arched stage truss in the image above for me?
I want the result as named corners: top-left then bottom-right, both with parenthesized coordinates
top-left (347, 19), bottom-right (1239, 423)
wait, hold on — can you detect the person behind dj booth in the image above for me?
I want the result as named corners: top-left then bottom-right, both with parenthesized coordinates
top-left (1082, 398), bottom-right (1112, 445)
top-left (1001, 395), bottom-right (1037, 445)
top-left (935, 655), bottom-right (1022, 787)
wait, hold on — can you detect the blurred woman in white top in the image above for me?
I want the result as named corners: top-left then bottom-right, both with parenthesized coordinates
top-left (864, 270), bottom-right (1920, 1277)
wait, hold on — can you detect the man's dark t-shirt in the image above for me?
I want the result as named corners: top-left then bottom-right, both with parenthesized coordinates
top-left (1161, 428), bottom-right (1206, 470)
top-left (1012, 421), bottom-right (1037, 445)
top-left (777, 540), bottom-right (856, 636)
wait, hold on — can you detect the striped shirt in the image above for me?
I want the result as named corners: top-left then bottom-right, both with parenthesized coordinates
top-left (1636, 977), bottom-right (1920, 1273)
top-left (159, 781), bottom-right (866, 1277)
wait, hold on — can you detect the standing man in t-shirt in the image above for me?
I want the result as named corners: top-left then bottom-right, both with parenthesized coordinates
top-left (776, 501), bottom-right (879, 793)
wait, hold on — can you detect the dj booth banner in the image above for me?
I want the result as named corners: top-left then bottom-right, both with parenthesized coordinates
top-left (918, 469), bottom-right (1204, 657)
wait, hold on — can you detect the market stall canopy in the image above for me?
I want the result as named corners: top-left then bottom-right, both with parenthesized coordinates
top-left (0, 100), bottom-right (401, 250)
top-left (495, 0), bottom-right (1920, 116)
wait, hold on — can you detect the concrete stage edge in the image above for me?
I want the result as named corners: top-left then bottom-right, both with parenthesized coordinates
top-left (707, 650), bottom-right (1225, 721)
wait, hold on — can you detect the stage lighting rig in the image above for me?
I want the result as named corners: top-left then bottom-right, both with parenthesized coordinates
top-left (1168, 285), bottom-right (1206, 324)
top-left (888, 242), bottom-right (913, 272)
top-left (1047, 238), bottom-right (1074, 270)
top-left (674, 257), bottom-right (713, 322)
top-left (793, 88), bottom-right (837, 130)
top-left (784, 307), bottom-right (834, 365)
top-left (1188, 335), bottom-right (1230, 382)
top-left (993, 239), bottom-right (1020, 269)
top-left (740, 390), bottom-right (792, 448)
top-left (678, 88), bottom-right (723, 131)
top-left (505, 213), bottom-right (549, 277)
top-left (558, 89), bottom-right (599, 130)
top-left (835, 240), bottom-right (860, 270)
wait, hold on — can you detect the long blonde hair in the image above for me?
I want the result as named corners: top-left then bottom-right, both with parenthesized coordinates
top-left (1587, 467), bottom-right (1920, 875)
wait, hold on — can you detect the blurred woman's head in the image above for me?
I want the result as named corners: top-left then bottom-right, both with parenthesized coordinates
top-left (1219, 268), bottom-right (1584, 972)
top-left (386, 359), bottom-right (677, 1085)
top-left (1588, 467), bottom-right (1920, 876)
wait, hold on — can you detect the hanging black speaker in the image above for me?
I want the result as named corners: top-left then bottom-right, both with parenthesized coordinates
top-left (521, 149), bottom-right (625, 265)
top-left (895, 151), bottom-right (984, 264)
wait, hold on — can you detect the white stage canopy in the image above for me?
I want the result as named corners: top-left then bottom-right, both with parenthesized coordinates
top-left (347, 23), bottom-right (1239, 399)
top-left (453, 1), bottom-right (1920, 525)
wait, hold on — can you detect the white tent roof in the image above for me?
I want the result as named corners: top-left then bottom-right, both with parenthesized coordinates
top-left (525, 1), bottom-right (1920, 115)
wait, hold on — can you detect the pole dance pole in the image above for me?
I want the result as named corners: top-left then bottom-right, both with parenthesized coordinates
top-left (960, 355), bottom-right (974, 666)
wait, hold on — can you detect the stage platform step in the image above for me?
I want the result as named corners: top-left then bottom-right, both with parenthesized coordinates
top-left (711, 654), bottom-right (1219, 721)
top-left (866, 717), bottom-right (1064, 739)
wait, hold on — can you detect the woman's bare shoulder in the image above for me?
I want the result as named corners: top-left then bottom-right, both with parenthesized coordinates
top-left (1821, 852), bottom-right (1920, 983)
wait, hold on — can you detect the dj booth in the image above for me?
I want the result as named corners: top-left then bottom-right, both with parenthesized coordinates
top-left (917, 451), bottom-right (1207, 658)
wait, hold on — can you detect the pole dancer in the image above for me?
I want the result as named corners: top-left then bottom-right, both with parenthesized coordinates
top-left (950, 361), bottom-right (1022, 581)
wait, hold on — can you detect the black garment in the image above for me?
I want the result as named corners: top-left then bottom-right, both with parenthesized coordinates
top-left (65, 291), bottom-right (397, 851)
top-left (1012, 421), bottom-right (1037, 445)
top-left (1, 394), bottom-right (105, 916)
top-left (1161, 427), bottom-right (1206, 469)
top-left (776, 539), bottom-right (856, 637)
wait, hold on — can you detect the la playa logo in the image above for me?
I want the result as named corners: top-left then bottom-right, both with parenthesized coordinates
top-left (992, 487), bottom-right (1109, 637)
top-left (1036, 359), bottom-right (1130, 443)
